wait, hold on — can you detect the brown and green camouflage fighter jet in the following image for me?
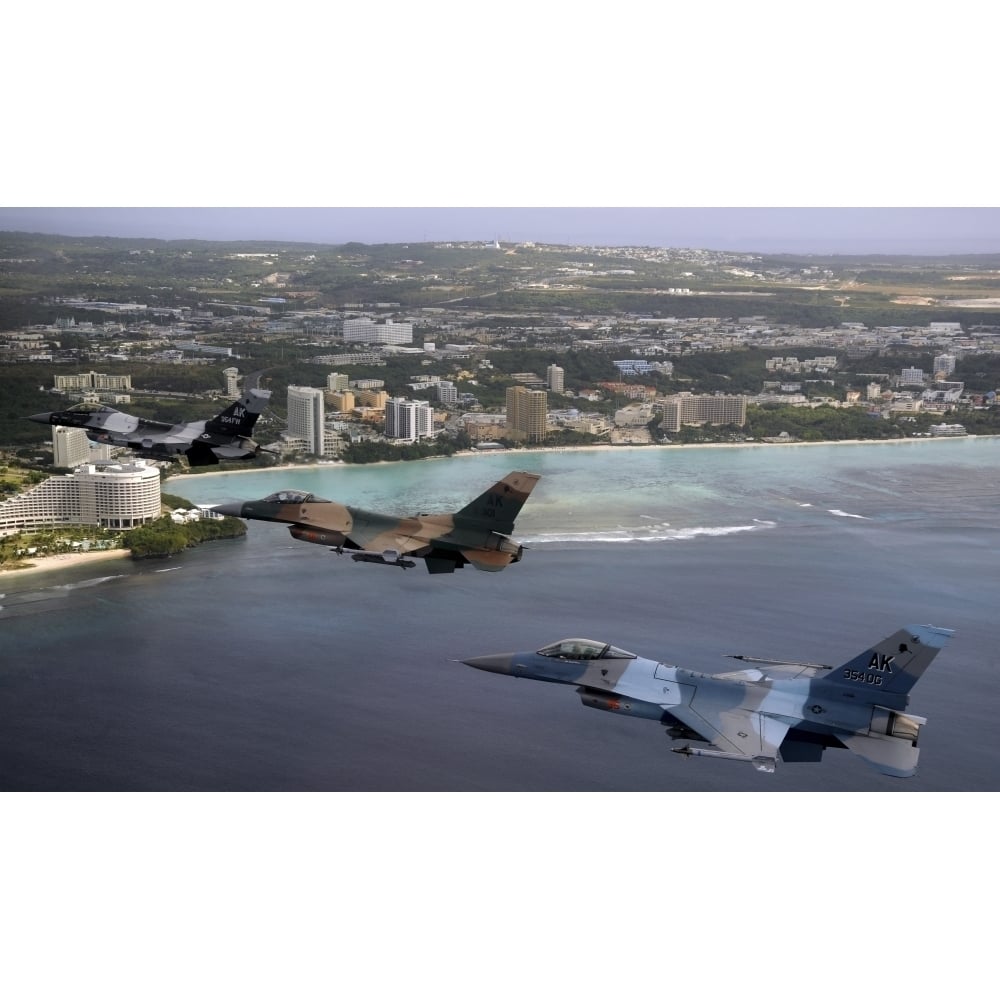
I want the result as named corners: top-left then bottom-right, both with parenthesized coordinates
top-left (212, 470), bottom-right (541, 573)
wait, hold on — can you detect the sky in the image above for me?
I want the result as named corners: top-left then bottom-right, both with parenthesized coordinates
top-left (2, 206), bottom-right (1000, 254)
top-left (5, 8), bottom-right (997, 255)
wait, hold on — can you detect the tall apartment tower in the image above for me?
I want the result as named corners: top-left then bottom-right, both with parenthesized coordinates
top-left (223, 367), bottom-right (241, 399)
top-left (933, 354), bottom-right (957, 378)
top-left (327, 372), bottom-right (350, 392)
top-left (547, 364), bottom-right (565, 393)
top-left (52, 427), bottom-right (94, 468)
top-left (287, 385), bottom-right (326, 456)
top-left (385, 398), bottom-right (434, 441)
top-left (506, 386), bottom-right (548, 443)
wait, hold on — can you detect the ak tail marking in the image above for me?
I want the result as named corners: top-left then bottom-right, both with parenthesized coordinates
top-left (203, 388), bottom-right (271, 437)
top-left (453, 471), bottom-right (541, 535)
top-left (822, 623), bottom-right (954, 707)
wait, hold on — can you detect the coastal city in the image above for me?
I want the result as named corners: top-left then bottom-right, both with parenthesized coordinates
top-left (2, 232), bottom-right (1000, 565)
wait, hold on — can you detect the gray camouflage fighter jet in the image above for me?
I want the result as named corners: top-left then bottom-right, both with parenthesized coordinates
top-left (29, 388), bottom-right (271, 466)
top-left (212, 470), bottom-right (541, 573)
top-left (463, 623), bottom-right (954, 776)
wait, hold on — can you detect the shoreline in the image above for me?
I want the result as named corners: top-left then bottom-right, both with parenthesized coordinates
top-left (166, 433), bottom-right (990, 484)
top-left (0, 547), bottom-right (131, 578)
top-left (7, 434), bottom-right (991, 574)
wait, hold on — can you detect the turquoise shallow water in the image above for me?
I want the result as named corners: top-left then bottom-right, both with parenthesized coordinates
top-left (2, 437), bottom-right (998, 791)
top-left (172, 437), bottom-right (1000, 542)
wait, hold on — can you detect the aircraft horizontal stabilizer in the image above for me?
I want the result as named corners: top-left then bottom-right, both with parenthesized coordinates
top-left (838, 733), bottom-right (921, 778)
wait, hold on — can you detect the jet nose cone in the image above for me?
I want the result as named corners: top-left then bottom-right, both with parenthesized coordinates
top-left (28, 412), bottom-right (54, 424)
top-left (211, 502), bottom-right (246, 517)
top-left (461, 653), bottom-right (515, 675)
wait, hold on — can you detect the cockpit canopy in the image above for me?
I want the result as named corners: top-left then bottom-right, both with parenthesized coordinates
top-left (260, 490), bottom-right (329, 504)
top-left (537, 638), bottom-right (636, 661)
top-left (65, 403), bottom-right (110, 414)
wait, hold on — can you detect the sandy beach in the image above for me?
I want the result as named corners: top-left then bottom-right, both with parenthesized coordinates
top-left (0, 547), bottom-right (131, 577)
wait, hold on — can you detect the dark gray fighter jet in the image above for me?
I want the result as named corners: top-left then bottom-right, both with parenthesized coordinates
top-left (212, 470), bottom-right (541, 573)
top-left (463, 623), bottom-right (955, 776)
top-left (29, 388), bottom-right (271, 466)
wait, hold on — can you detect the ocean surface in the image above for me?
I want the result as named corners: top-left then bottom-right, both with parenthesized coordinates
top-left (2, 438), bottom-right (999, 791)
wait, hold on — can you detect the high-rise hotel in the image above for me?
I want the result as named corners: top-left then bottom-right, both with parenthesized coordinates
top-left (287, 385), bottom-right (326, 456)
top-left (342, 319), bottom-right (413, 345)
top-left (384, 398), bottom-right (434, 442)
top-left (0, 461), bottom-right (161, 535)
top-left (51, 426), bottom-right (115, 468)
top-left (656, 393), bottom-right (747, 433)
top-left (505, 386), bottom-right (548, 443)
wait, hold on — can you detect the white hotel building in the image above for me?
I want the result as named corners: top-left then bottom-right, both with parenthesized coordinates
top-left (384, 398), bottom-right (434, 442)
top-left (343, 318), bottom-right (414, 345)
top-left (287, 385), bottom-right (326, 457)
top-left (0, 461), bottom-right (161, 536)
top-left (285, 385), bottom-right (345, 458)
top-left (52, 426), bottom-right (115, 468)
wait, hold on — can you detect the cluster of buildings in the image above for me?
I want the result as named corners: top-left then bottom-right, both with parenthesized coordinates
top-left (278, 361), bottom-right (598, 454)
top-left (277, 360), bottom-right (708, 454)
top-left (282, 379), bottom-right (436, 457)
top-left (459, 384), bottom-right (749, 447)
top-left (7, 283), bottom-right (1000, 370)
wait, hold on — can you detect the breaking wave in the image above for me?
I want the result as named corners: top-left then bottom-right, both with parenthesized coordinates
top-left (52, 574), bottom-right (127, 590)
top-left (522, 521), bottom-right (776, 545)
top-left (827, 509), bottom-right (869, 519)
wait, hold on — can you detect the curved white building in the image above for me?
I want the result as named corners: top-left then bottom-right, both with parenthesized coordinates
top-left (0, 461), bottom-right (161, 535)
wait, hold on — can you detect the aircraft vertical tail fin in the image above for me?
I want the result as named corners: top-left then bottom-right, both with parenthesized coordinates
top-left (453, 471), bottom-right (541, 534)
top-left (821, 624), bottom-right (954, 707)
top-left (203, 388), bottom-right (271, 437)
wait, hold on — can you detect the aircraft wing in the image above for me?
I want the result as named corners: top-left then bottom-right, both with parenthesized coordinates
top-left (343, 515), bottom-right (435, 556)
top-left (665, 699), bottom-right (792, 772)
top-left (713, 666), bottom-right (767, 682)
top-left (369, 531), bottom-right (434, 557)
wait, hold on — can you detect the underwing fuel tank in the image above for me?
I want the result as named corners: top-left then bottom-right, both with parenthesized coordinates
top-left (289, 525), bottom-right (416, 568)
top-left (288, 525), bottom-right (346, 547)
top-left (578, 689), bottom-right (666, 721)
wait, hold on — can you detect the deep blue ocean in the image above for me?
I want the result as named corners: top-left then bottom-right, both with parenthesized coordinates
top-left (2, 438), bottom-right (998, 790)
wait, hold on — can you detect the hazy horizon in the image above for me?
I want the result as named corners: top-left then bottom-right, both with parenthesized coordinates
top-left (2, 207), bottom-right (999, 255)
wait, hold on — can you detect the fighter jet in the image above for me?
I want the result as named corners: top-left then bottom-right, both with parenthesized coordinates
top-left (29, 388), bottom-right (271, 466)
top-left (212, 470), bottom-right (541, 573)
top-left (462, 623), bottom-right (954, 776)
